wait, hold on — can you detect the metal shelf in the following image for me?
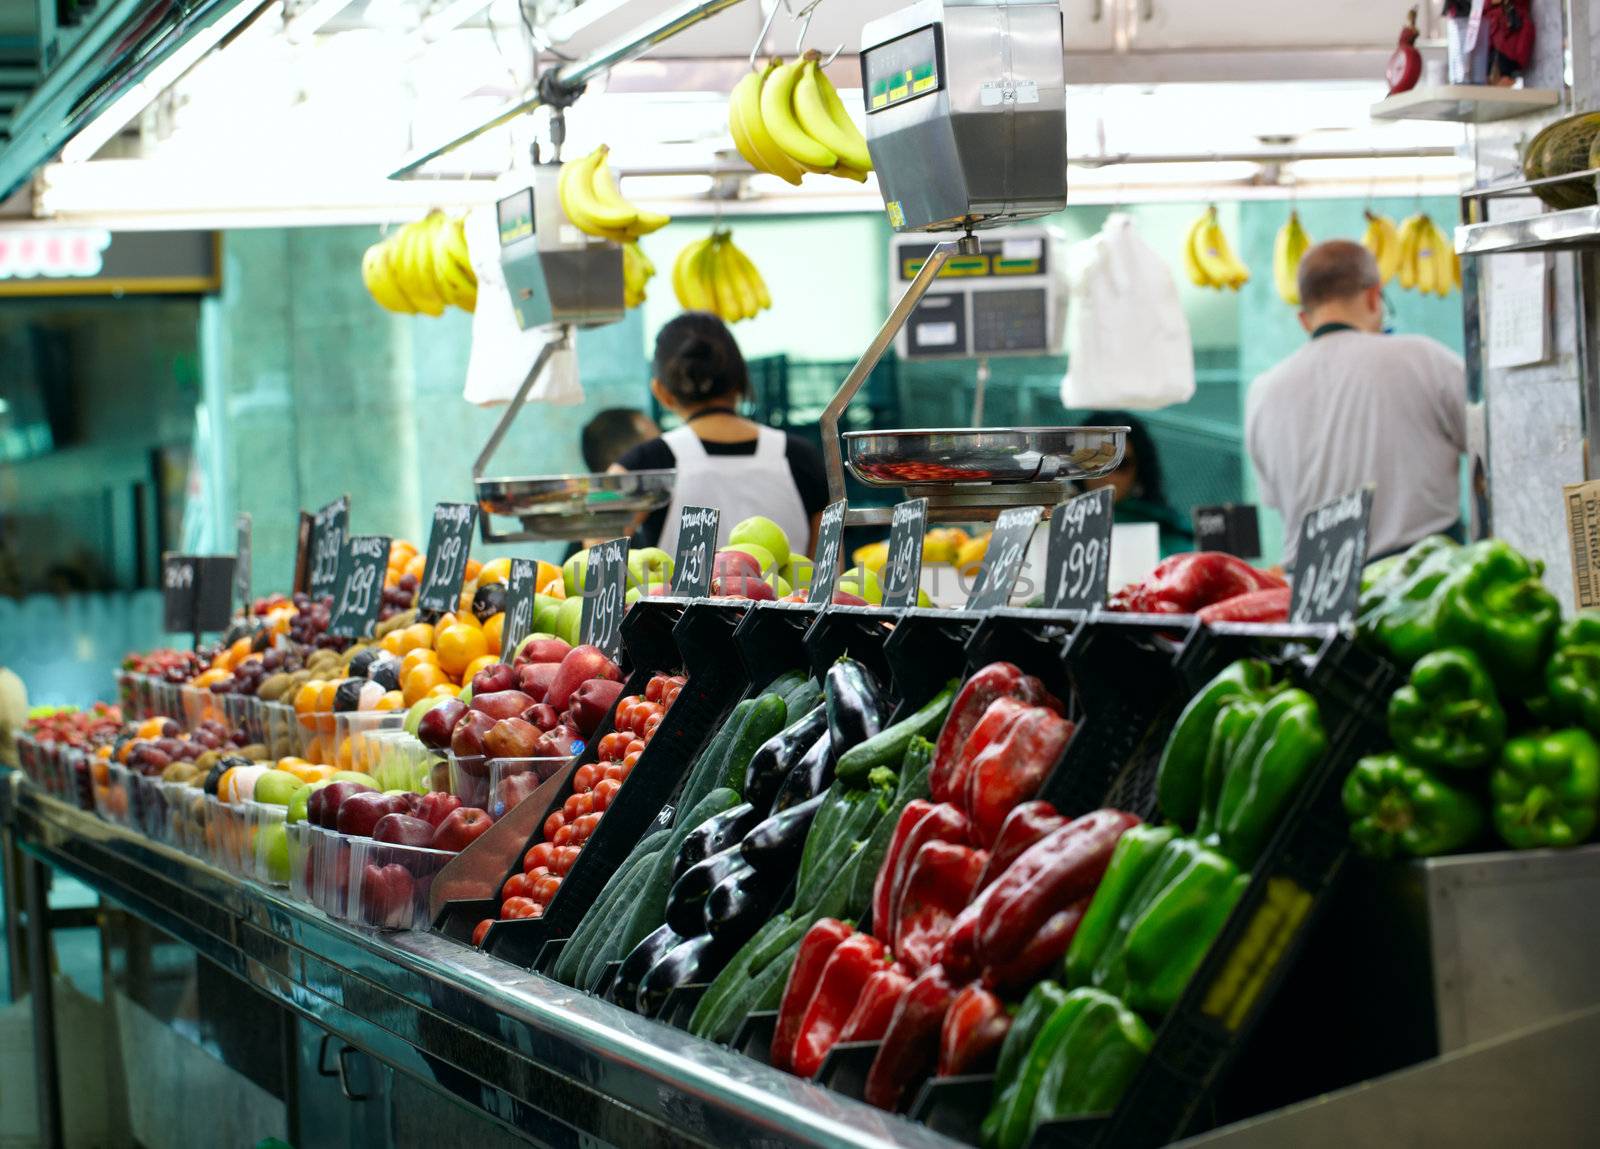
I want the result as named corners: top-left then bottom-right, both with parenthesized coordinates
top-left (0, 774), bottom-right (958, 1149)
top-left (1371, 85), bottom-right (1560, 123)
top-left (1456, 206), bottom-right (1600, 255)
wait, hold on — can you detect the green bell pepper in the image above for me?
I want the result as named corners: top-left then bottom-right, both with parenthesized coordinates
top-left (1210, 688), bottom-right (1327, 868)
top-left (1193, 696), bottom-right (1265, 843)
top-left (1435, 540), bottom-right (1560, 693)
top-left (1356, 534), bottom-right (1463, 666)
top-left (1387, 647), bottom-right (1506, 771)
top-left (1062, 823), bottom-right (1177, 989)
top-left (1490, 729), bottom-right (1600, 849)
top-left (1156, 659), bottom-right (1280, 831)
top-left (1546, 614), bottom-right (1600, 735)
top-left (1342, 753), bottom-right (1485, 859)
top-left (981, 981), bottom-right (1070, 1149)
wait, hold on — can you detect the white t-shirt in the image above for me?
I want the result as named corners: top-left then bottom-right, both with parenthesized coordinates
top-left (1245, 329), bottom-right (1466, 568)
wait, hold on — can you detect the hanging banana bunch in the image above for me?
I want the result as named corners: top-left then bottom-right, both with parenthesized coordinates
top-left (1273, 211), bottom-right (1312, 306)
top-left (558, 145), bottom-right (671, 241)
top-left (673, 232), bottom-right (772, 323)
top-left (1361, 210), bottom-right (1403, 286)
top-left (362, 211), bottom-right (477, 316)
top-left (1183, 206), bottom-right (1249, 291)
top-left (1394, 213), bottom-right (1461, 297)
top-left (622, 241), bottom-right (655, 309)
top-left (730, 49), bottom-right (872, 184)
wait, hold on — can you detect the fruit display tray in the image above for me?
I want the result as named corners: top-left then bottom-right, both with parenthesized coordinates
top-left (842, 427), bottom-right (1126, 487)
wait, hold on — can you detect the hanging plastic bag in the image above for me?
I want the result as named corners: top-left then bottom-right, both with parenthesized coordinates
top-left (1061, 213), bottom-right (1195, 411)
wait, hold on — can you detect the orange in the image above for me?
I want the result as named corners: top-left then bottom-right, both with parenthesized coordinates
top-left (191, 667), bottom-right (229, 689)
top-left (303, 735), bottom-right (329, 765)
top-left (462, 654), bottom-right (500, 685)
top-left (458, 587), bottom-right (475, 614)
top-left (380, 631), bottom-right (405, 655)
top-left (401, 648), bottom-right (440, 680)
top-left (439, 610), bottom-right (479, 631)
top-left (376, 690), bottom-right (405, 711)
top-left (397, 622), bottom-right (435, 654)
top-left (477, 558), bottom-right (512, 586)
top-left (426, 683), bottom-right (460, 699)
top-left (217, 767), bottom-right (240, 803)
top-left (435, 624), bottom-right (488, 678)
top-left (539, 575), bottom-right (565, 600)
top-left (402, 553), bottom-right (427, 581)
top-left (390, 539), bottom-right (418, 566)
top-left (403, 662), bottom-right (450, 706)
top-left (482, 612), bottom-right (505, 656)
top-left (136, 717), bottom-right (166, 740)
top-left (535, 560), bottom-right (562, 590)
top-left (315, 680), bottom-right (338, 713)
top-left (464, 558), bottom-right (482, 583)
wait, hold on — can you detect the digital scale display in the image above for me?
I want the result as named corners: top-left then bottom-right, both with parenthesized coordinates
top-left (898, 239), bottom-right (1047, 281)
top-left (497, 189), bottom-right (534, 246)
top-left (863, 24), bottom-right (942, 113)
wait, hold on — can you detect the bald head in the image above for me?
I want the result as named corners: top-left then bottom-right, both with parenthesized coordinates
top-left (1297, 240), bottom-right (1384, 334)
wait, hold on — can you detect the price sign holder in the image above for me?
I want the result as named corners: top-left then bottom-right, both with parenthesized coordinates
top-left (1290, 488), bottom-right (1373, 627)
top-left (1045, 488), bottom-right (1114, 611)
top-left (1192, 503), bottom-right (1261, 559)
top-left (808, 501), bottom-right (849, 605)
top-left (308, 496), bottom-right (350, 599)
top-left (881, 498), bottom-right (928, 609)
top-left (235, 512), bottom-right (252, 610)
top-left (417, 502), bottom-right (479, 614)
top-left (967, 506), bottom-right (1043, 611)
top-left (500, 558), bottom-right (538, 663)
top-left (164, 554), bottom-right (238, 646)
top-left (291, 511), bottom-right (313, 595)
top-left (581, 538), bottom-right (629, 662)
top-left (329, 535), bottom-right (392, 639)
top-left (671, 506), bottom-right (720, 598)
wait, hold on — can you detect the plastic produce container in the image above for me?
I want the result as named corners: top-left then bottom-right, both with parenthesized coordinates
top-left (312, 827), bottom-right (356, 919)
top-left (164, 782), bottom-right (200, 850)
top-left (332, 712), bottom-right (406, 778)
top-left (99, 763), bottom-right (133, 826)
top-left (348, 839), bottom-right (458, 930)
top-left (244, 801), bottom-right (291, 885)
top-left (180, 685), bottom-right (226, 731)
top-left (261, 701), bottom-right (298, 759)
top-left (447, 752), bottom-right (490, 811)
top-left (288, 821), bottom-right (318, 904)
top-left (369, 731), bottom-right (435, 794)
top-left (133, 773), bottom-right (168, 841)
top-left (486, 757), bottom-right (569, 821)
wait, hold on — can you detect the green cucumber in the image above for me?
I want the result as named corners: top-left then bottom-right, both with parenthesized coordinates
top-left (616, 787), bottom-right (741, 955)
top-left (834, 680), bottom-right (959, 784)
top-left (780, 677), bottom-right (823, 719)
top-left (718, 693), bottom-right (788, 794)
top-left (677, 699), bottom-right (755, 814)
top-left (689, 912), bottom-right (810, 1041)
top-left (575, 846), bottom-right (665, 990)
top-left (555, 831), bottom-right (667, 984)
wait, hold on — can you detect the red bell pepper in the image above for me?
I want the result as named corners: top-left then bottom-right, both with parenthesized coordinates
top-left (930, 664), bottom-right (1058, 804)
top-left (876, 802), bottom-right (972, 950)
top-left (896, 841), bottom-right (988, 975)
top-left (792, 933), bottom-right (888, 1077)
top-left (974, 809), bottom-right (1140, 970)
top-left (1109, 552), bottom-right (1284, 615)
top-left (837, 964), bottom-right (913, 1045)
top-left (981, 896), bottom-right (1090, 994)
top-left (864, 965), bottom-right (957, 1112)
top-left (1195, 586), bottom-right (1291, 624)
top-left (771, 918), bottom-right (853, 1072)
top-left (962, 708), bottom-right (1075, 847)
top-left (871, 800), bottom-right (934, 942)
top-left (938, 984), bottom-right (1011, 1077)
top-left (978, 801), bottom-right (1067, 889)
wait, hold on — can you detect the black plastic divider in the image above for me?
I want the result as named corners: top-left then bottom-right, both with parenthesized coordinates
top-left (733, 602), bottom-right (820, 693)
top-left (660, 982), bottom-right (709, 1029)
top-left (881, 608), bottom-right (983, 717)
top-left (962, 607), bottom-right (1085, 709)
top-left (1028, 622), bottom-right (1395, 1149)
top-left (814, 1040), bottom-right (880, 1103)
top-left (730, 1010), bottom-right (779, 1065)
top-left (908, 1076), bottom-right (992, 1144)
top-left (480, 599), bottom-right (751, 967)
top-left (594, 960), bottom-right (622, 1000)
top-left (802, 605), bottom-right (898, 686)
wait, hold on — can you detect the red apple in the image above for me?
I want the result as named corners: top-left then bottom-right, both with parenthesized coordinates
top-left (831, 590), bottom-right (869, 606)
top-left (493, 771), bottom-right (543, 817)
top-left (372, 812), bottom-right (437, 847)
top-left (516, 661), bottom-right (560, 702)
top-left (546, 645), bottom-right (623, 711)
top-left (532, 724), bottom-right (579, 759)
top-left (309, 781), bottom-right (376, 829)
top-left (450, 710), bottom-right (496, 760)
top-left (431, 807), bottom-right (493, 852)
top-left (483, 716), bottom-right (542, 760)
top-left (521, 702), bottom-right (559, 731)
top-left (713, 575), bottom-right (777, 601)
top-left (470, 662), bottom-right (518, 697)
top-left (713, 550), bottom-right (763, 580)
top-left (566, 679), bottom-right (624, 738)
top-left (469, 690), bottom-right (537, 721)
top-left (337, 791), bottom-right (412, 837)
top-left (648, 584), bottom-right (673, 596)
top-left (416, 791), bottom-right (461, 828)
top-left (359, 862), bottom-right (416, 929)
top-left (516, 638), bottom-right (572, 666)
top-left (418, 699), bottom-right (467, 751)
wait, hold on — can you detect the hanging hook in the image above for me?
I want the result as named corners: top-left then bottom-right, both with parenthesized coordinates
top-left (749, 0), bottom-right (788, 71)
top-left (794, 0), bottom-right (843, 65)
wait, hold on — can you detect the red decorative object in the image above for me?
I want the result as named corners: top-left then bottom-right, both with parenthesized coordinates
top-left (1387, 7), bottom-right (1423, 96)
top-left (1487, 0), bottom-right (1535, 85)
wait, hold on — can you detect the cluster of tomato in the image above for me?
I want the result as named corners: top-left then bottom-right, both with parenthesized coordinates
top-left (473, 673), bottom-right (687, 944)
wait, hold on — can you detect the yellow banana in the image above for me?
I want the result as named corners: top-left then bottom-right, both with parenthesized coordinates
top-left (1429, 218), bottom-right (1456, 297)
top-left (720, 238), bottom-right (762, 321)
top-left (761, 56), bottom-right (837, 173)
top-left (1273, 211), bottom-right (1309, 306)
top-left (731, 63), bottom-right (805, 185)
top-left (673, 236), bottom-right (716, 311)
top-left (626, 210), bottom-right (671, 238)
top-left (1362, 211), bottom-right (1402, 285)
top-left (1397, 215), bottom-right (1424, 292)
top-left (794, 56), bottom-right (873, 173)
top-left (573, 146), bottom-right (637, 232)
top-left (1195, 207), bottom-right (1248, 290)
top-left (1415, 216), bottom-right (1438, 296)
top-left (428, 212), bottom-right (477, 311)
top-left (1182, 214), bottom-right (1210, 287)
top-left (724, 241), bottom-right (771, 311)
top-left (398, 219), bottom-right (446, 316)
top-left (362, 240), bottom-right (414, 313)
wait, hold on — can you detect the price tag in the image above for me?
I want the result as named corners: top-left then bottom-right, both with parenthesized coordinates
top-left (1192, 503), bottom-right (1261, 559)
top-left (671, 506), bottom-right (720, 598)
top-left (581, 538), bottom-right (629, 662)
top-left (163, 554), bottom-right (198, 634)
top-left (329, 535), bottom-right (391, 639)
top-left (292, 511), bottom-right (313, 595)
top-left (1045, 488), bottom-right (1114, 610)
top-left (881, 498), bottom-right (928, 609)
top-left (967, 507), bottom-right (1043, 611)
top-left (235, 512), bottom-right (252, 610)
top-left (195, 557), bottom-right (237, 633)
top-left (417, 502), bottom-right (479, 613)
top-left (808, 501), bottom-right (848, 604)
top-left (499, 558), bottom-right (538, 664)
top-left (307, 497), bottom-right (350, 598)
top-left (1291, 488), bottom-right (1373, 627)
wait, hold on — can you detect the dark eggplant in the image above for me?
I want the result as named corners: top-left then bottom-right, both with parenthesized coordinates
top-left (705, 863), bottom-right (789, 945)
top-left (825, 658), bottom-right (888, 758)
top-left (771, 730), bottom-right (834, 813)
top-left (609, 923), bottom-right (683, 1013)
top-left (673, 802), bottom-right (761, 881)
top-left (665, 846), bottom-right (748, 937)
top-left (739, 791), bottom-right (825, 874)
top-left (637, 933), bottom-right (730, 1018)
top-left (743, 704), bottom-right (828, 815)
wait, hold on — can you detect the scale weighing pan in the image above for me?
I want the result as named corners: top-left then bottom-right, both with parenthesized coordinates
top-left (475, 471), bottom-right (674, 543)
top-left (843, 427), bottom-right (1126, 487)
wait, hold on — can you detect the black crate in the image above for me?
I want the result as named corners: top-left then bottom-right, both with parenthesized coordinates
top-left (813, 1040), bottom-right (881, 1104)
top-left (803, 605), bottom-right (899, 686)
top-left (659, 981), bottom-right (710, 1028)
top-left (908, 1075), bottom-right (994, 1145)
top-left (730, 1009), bottom-right (779, 1065)
top-left (883, 608), bottom-right (984, 716)
top-left (733, 602), bottom-right (821, 692)
top-left (963, 607), bottom-right (1087, 707)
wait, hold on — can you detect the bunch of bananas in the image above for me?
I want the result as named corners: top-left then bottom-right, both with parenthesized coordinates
top-left (1272, 211), bottom-right (1313, 306)
top-left (1183, 206), bottom-right (1250, 291)
top-left (622, 241), bottom-right (655, 309)
top-left (361, 211), bottom-right (477, 316)
top-left (1387, 213), bottom-right (1460, 297)
top-left (1361, 211), bottom-right (1403, 285)
top-left (558, 145), bottom-right (670, 241)
top-left (673, 232), bottom-right (771, 323)
top-left (730, 50), bottom-right (872, 185)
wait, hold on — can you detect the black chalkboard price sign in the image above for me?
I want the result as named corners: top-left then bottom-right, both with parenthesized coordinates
top-left (235, 513), bottom-right (252, 610)
top-left (499, 558), bottom-right (537, 664)
top-left (671, 506), bottom-right (720, 598)
top-left (329, 535), bottom-right (391, 639)
top-left (307, 497), bottom-right (350, 599)
top-left (1045, 488), bottom-right (1115, 611)
top-left (164, 554), bottom-right (238, 640)
top-left (417, 502), bottom-right (479, 614)
top-left (581, 539), bottom-right (629, 662)
top-left (1192, 503), bottom-right (1261, 559)
top-left (1291, 488), bottom-right (1373, 627)
top-left (967, 506), bottom-right (1042, 611)
top-left (881, 498), bottom-right (928, 609)
top-left (808, 501), bottom-right (848, 605)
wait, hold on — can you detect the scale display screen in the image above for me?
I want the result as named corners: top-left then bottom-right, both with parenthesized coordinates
top-left (863, 24), bottom-right (942, 113)
top-left (498, 189), bottom-right (534, 246)
top-left (898, 239), bottom-right (1048, 282)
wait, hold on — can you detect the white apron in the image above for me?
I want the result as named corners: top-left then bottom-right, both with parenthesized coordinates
top-left (657, 425), bottom-right (811, 558)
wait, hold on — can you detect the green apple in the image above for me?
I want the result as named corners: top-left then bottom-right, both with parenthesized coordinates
top-left (838, 565), bottom-right (884, 605)
top-left (288, 779), bottom-right (332, 824)
top-left (625, 586), bottom-right (642, 606)
top-left (253, 769), bottom-right (306, 807)
top-left (917, 588), bottom-right (934, 608)
top-left (459, 683), bottom-right (473, 703)
top-left (259, 822), bottom-right (290, 883)
top-left (403, 696), bottom-right (441, 737)
top-left (765, 573), bottom-right (793, 598)
top-left (513, 631), bottom-right (556, 662)
top-left (562, 552), bottom-right (588, 597)
top-left (555, 596), bottom-right (584, 646)
top-left (627, 546), bottom-right (675, 591)
top-left (783, 555), bottom-right (814, 591)
top-left (730, 515), bottom-right (791, 568)
top-left (330, 770), bottom-right (378, 787)
top-left (531, 595), bottom-right (562, 638)
top-left (727, 542), bottom-right (778, 574)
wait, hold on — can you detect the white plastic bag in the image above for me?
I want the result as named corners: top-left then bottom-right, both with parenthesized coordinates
top-left (1061, 213), bottom-right (1195, 411)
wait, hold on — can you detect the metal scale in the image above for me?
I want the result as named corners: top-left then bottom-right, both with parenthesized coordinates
top-left (823, 0), bottom-right (1125, 526)
top-left (473, 163), bottom-right (674, 543)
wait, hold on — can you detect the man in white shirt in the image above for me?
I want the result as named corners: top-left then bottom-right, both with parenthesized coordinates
top-left (1246, 240), bottom-right (1467, 568)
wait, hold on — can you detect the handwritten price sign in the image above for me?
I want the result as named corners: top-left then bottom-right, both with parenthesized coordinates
top-left (808, 501), bottom-right (848, 605)
top-left (672, 506), bottom-right (720, 598)
top-left (307, 497), bottom-right (349, 598)
top-left (329, 535), bottom-right (391, 638)
top-left (1045, 488), bottom-right (1114, 611)
top-left (967, 507), bottom-right (1042, 611)
top-left (881, 498), bottom-right (928, 609)
top-left (499, 558), bottom-right (537, 663)
top-left (1291, 488), bottom-right (1372, 627)
top-left (418, 502), bottom-right (479, 613)
top-left (581, 539), bottom-right (629, 661)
